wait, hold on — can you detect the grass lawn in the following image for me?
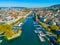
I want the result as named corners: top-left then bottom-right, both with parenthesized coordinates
top-left (11, 17), bottom-right (24, 26)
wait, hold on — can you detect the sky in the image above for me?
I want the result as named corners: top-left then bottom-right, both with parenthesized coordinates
top-left (0, 0), bottom-right (60, 8)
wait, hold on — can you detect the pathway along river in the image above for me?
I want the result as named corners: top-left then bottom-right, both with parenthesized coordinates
top-left (0, 14), bottom-right (50, 45)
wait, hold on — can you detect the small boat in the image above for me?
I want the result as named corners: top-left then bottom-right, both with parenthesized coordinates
top-left (19, 22), bottom-right (23, 26)
top-left (0, 35), bottom-right (5, 37)
top-left (34, 25), bottom-right (40, 26)
top-left (34, 30), bottom-right (38, 33)
top-left (37, 28), bottom-right (42, 30)
top-left (0, 32), bottom-right (4, 35)
top-left (38, 31), bottom-right (45, 42)
top-left (34, 30), bottom-right (42, 34)
top-left (38, 34), bottom-right (45, 42)
top-left (34, 22), bottom-right (37, 24)
top-left (34, 30), bottom-right (45, 42)
top-left (0, 40), bottom-right (2, 43)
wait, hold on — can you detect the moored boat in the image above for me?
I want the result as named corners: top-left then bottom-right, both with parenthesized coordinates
top-left (0, 40), bottom-right (2, 43)
top-left (19, 22), bottom-right (23, 26)
top-left (38, 34), bottom-right (45, 42)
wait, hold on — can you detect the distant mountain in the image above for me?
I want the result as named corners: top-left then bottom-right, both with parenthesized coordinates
top-left (11, 7), bottom-right (27, 9)
top-left (50, 4), bottom-right (60, 8)
top-left (0, 7), bottom-right (28, 9)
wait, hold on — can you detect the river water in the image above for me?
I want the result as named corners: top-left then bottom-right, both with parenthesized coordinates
top-left (0, 14), bottom-right (50, 45)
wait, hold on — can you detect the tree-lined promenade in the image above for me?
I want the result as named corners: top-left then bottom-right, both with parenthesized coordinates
top-left (11, 11), bottom-right (32, 26)
top-left (34, 11), bottom-right (60, 44)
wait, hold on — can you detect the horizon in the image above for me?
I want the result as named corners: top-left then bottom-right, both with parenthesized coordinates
top-left (0, 0), bottom-right (60, 8)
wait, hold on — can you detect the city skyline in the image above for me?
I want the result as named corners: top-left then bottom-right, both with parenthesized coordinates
top-left (0, 0), bottom-right (60, 8)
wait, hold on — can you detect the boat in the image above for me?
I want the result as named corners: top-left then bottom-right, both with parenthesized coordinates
top-left (34, 25), bottom-right (40, 26)
top-left (0, 35), bottom-right (5, 37)
top-left (0, 40), bottom-right (2, 43)
top-left (38, 34), bottom-right (45, 42)
top-left (19, 22), bottom-right (23, 26)
top-left (38, 31), bottom-right (45, 42)
top-left (7, 30), bottom-right (22, 40)
top-left (37, 28), bottom-right (42, 30)
top-left (34, 30), bottom-right (38, 33)
top-left (0, 32), bottom-right (4, 35)
top-left (34, 30), bottom-right (45, 42)
top-left (34, 22), bottom-right (37, 24)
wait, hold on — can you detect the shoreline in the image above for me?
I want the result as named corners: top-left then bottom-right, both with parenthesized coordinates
top-left (6, 30), bottom-right (22, 40)
top-left (6, 11), bottom-right (32, 40)
top-left (10, 11), bottom-right (32, 25)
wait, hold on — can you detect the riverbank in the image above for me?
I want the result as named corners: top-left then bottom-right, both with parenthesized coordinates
top-left (23, 11), bottom-right (33, 19)
top-left (10, 11), bottom-right (32, 26)
top-left (36, 17), bottom-right (59, 45)
top-left (37, 19), bottom-right (51, 32)
top-left (6, 30), bottom-right (22, 40)
top-left (11, 17), bottom-right (24, 26)
top-left (6, 11), bottom-right (32, 40)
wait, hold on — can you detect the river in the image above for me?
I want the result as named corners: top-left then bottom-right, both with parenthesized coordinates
top-left (0, 14), bottom-right (50, 45)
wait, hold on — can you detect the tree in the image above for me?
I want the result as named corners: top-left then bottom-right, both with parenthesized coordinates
top-left (50, 25), bottom-right (59, 30)
top-left (59, 26), bottom-right (60, 29)
top-left (47, 28), bottom-right (51, 32)
top-left (5, 30), bottom-right (14, 38)
top-left (57, 35), bottom-right (60, 43)
top-left (0, 24), bottom-right (12, 32)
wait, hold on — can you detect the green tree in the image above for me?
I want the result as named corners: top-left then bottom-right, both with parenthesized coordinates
top-left (0, 24), bottom-right (12, 32)
top-left (5, 30), bottom-right (14, 38)
top-left (57, 35), bottom-right (60, 43)
top-left (50, 25), bottom-right (59, 30)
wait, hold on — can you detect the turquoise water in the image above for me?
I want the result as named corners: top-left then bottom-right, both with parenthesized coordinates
top-left (0, 15), bottom-right (50, 45)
